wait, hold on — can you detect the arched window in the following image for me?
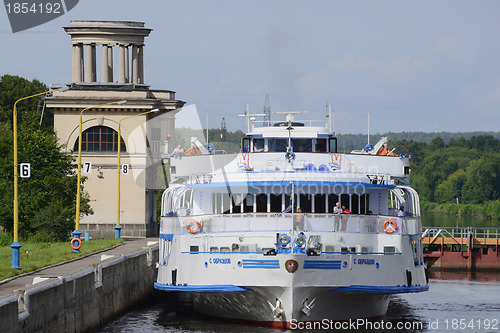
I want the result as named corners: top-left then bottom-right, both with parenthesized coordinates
top-left (74, 126), bottom-right (126, 152)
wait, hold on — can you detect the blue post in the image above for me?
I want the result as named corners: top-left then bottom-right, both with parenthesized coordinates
top-left (11, 242), bottom-right (22, 269)
top-left (84, 232), bottom-right (89, 241)
top-left (114, 224), bottom-right (122, 239)
top-left (72, 229), bottom-right (82, 253)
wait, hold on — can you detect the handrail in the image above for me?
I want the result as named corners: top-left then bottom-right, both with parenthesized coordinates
top-left (422, 226), bottom-right (500, 239)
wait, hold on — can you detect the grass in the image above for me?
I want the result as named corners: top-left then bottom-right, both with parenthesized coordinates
top-left (0, 238), bottom-right (123, 281)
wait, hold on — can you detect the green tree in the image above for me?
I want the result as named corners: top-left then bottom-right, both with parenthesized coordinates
top-left (435, 169), bottom-right (467, 204)
top-left (0, 75), bottom-right (92, 241)
top-left (0, 74), bottom-right (53, 128)
top-left (462, 154), bottom-right (500, 204)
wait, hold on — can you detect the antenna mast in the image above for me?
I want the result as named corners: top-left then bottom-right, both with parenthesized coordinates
top-left (263, 94), bottom-right (271, 127)
top-left (367, 112), bottom-right (370, 145)
top-left (221, 117), bottom-right (226, 141)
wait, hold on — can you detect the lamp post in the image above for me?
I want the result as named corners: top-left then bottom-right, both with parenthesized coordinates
top-left (115, 108), bottom-right (160, 239)
top-left (73, 100), bottom-right (127, 252)
top-left (11, 87), bottom-right (68, 269)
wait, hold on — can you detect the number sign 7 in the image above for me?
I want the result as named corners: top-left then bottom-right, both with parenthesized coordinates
top-left (83, 162), bottom-right (92, 174)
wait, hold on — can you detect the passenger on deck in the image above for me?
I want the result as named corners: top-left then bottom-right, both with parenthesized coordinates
top-left (398, 206), bottom-right (405, 217)
top-left (294, 207), bottom-right (304, 231)
top-left (342, 206), bottom-right (352, 214)
top-left (171, 145), bottom-right (184, 158)
top-left (334, 202), bottom-right (342, 214)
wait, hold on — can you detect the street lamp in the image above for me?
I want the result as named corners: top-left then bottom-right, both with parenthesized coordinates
top-left (73, 100), bottom-right (127, 252)
top-left (115, 108), bottom-right (160, 239)
top-left (11, 86), bottom-right (69, 269)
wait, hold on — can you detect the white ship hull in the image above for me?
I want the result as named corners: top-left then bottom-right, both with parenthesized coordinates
top-left (192, 287), bottom-right (390, 328)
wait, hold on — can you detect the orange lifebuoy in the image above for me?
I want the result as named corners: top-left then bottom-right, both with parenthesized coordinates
top-left (187, 219), bottom-right (201, 234)
top-left (383, 219), bottom-right (397, 234)
top-left (70, 238), bottom-right (82, 250)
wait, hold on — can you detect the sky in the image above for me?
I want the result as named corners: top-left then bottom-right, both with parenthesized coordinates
top-left (1, 1), bottom-right (500, 134)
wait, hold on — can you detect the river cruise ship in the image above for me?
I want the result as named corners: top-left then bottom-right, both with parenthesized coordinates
top-left (155, 112), bottom-right (429, 328)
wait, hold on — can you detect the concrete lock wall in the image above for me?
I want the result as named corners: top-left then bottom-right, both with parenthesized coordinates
top-left (1, 245), bottom-right (159, 333)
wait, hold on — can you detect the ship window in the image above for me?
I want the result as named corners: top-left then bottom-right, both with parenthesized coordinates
top-left (291, 139), bottom-right (312, 152)
top-left (244, 194), bottom-right (254, 213)
top-left (75, 126), bottom-right (126, 152)
top-left (328, 194), bottom-right (339, 213)
top-left (232, 194), bottom-right (242, 213)
top-left (360, 194), bottom-right (367, 214)
top-left (270, 194), bottom-right (282, 212)
top-left (253, 139), bottom-right (265, 152)
top-left (315, 194), bottom-right (326, 213)
top-left (268, 138), bottom-right (288, 152)
top-left (351, 194), bottom-right (359, 214)
top-left (222, 193), bottom-right (231, 214)
top-left (328, 137), bottom-right (337, 153)
top-left (284, 194), bottom-right (296, 212)
top-left (315, 139), bottom-right (327, 152)
top-left (340, 194), bottom-right (350, 212)
top-left (256, 194), bottom-right (267, 212)
top-left (241, 137), bottom-right (250, 153)
top-left (299, 194), bottom-right (312, 213)
top-left (366, 194), bottom-right (370, 214)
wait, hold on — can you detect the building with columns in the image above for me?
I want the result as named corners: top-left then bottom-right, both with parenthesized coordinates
top-left (45, 20), bottom-right (185, 238)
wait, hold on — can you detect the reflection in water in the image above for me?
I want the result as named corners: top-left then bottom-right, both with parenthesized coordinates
top-left (421, 212), bottom-right (499, 228)
top-left (429, 269), bottom-right (500, 282)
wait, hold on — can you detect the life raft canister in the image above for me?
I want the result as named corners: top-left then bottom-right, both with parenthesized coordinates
top-left (187, 219), bottom-right (201, 234)
top-left (383, 219), bottom-right (397, 234)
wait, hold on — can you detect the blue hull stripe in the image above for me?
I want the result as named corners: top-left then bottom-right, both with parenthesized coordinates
top-left (154, 282), bottom-right (252, 292)
top-left (242, 259), bottom-right (280, 269)
top-left (304, 260), bottom-right (342, 269)
top-left (331, 284), bottom-right (429, 294)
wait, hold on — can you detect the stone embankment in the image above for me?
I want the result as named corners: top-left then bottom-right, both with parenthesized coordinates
top-left (0, 239), bottom-right (158, 333)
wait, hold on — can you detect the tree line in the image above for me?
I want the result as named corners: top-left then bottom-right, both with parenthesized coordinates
top-left (392, 136), bottom-right (500, 219)
top-left (0, 75), bottom-right (91, 242)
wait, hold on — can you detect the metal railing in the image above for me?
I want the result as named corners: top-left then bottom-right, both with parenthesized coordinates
top-left (161, 212), bottom-right (421, 236)
top-left (422, 226), bottom-right (500, 241)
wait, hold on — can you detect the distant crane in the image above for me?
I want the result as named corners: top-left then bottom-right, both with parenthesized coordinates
top-left (221, 117), bottom-right (227, 141)
top-left (263, 94), bottom-right (271, 127)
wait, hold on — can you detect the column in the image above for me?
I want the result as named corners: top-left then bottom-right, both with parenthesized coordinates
top-left (91, 44), bottom-right (97, 82)
top-left (71, 44), bottom-right (81, 83)
top-left (79, 44), bottom-right (84, 82)
top-left (131, 44), bottom-right (138, 83)
top-left (118, 44), bottom-right (126, 83)
top-left (107, 46), bottom-right (113, 82)
top-left (138, 45), bottom-right (144, 84)
top-left (85, 44), bottom-right (93, 83)
top-left (124, 45), bottom-right (129, 83)
top-left (101, 45), bottom-right (109, 83)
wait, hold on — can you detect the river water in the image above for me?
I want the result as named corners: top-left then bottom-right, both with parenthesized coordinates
top-left (101, 214), bottom-right (500, 332)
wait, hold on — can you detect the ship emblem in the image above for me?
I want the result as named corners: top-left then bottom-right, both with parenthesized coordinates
top-left (285, 259), bottom-right (298, 273)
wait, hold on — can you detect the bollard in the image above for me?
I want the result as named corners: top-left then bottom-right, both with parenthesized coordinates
top-left (84, 232), bottom-right (89, 241)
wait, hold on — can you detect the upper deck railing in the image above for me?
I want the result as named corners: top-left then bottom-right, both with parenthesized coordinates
top-left (160, 213), bottom-right (421, 236)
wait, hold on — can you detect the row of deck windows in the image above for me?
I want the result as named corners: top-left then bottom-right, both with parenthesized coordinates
top-left (211, 193), bottom-right (370, 214)
top-left (244, 137), bottom-right (337, 153)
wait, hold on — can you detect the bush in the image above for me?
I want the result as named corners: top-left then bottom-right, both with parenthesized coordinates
top-left (0, 231), bottom-right (11, 246)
